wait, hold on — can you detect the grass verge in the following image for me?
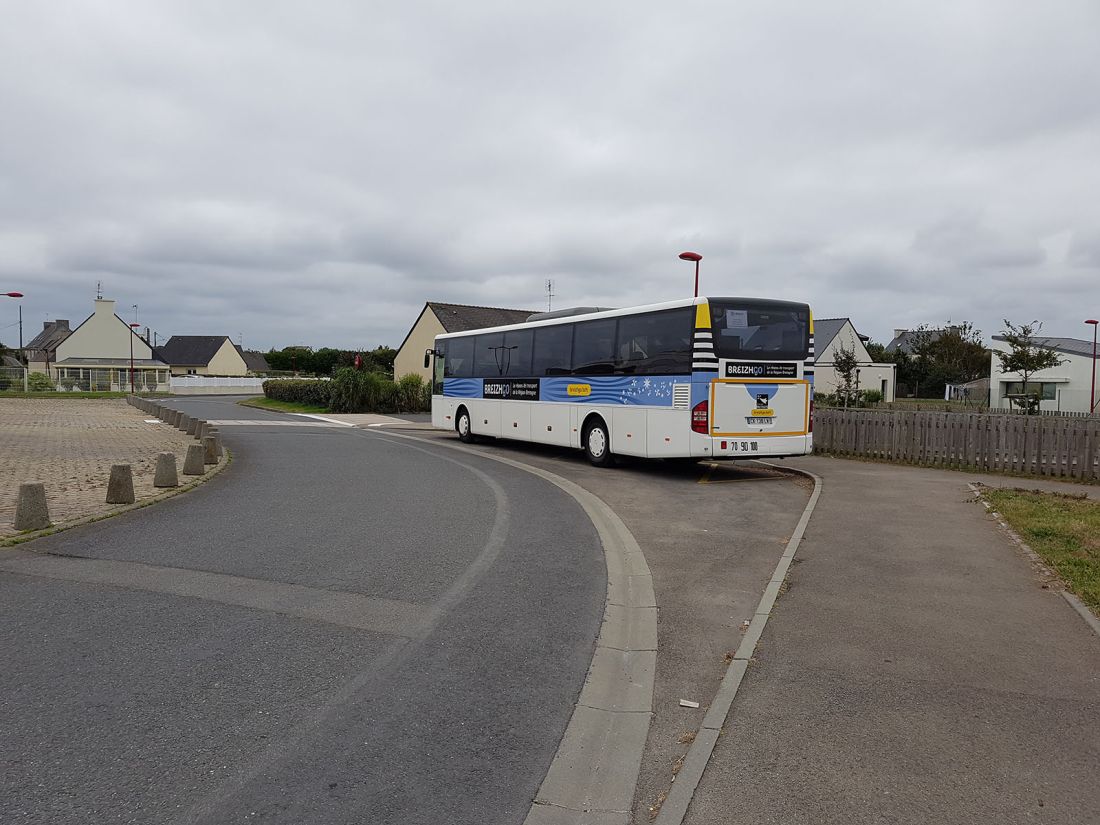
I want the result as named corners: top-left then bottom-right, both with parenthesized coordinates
top-left (984, 488), bottom-right (1100, 614)
top-left (237, 396), bottom-right (330, 414)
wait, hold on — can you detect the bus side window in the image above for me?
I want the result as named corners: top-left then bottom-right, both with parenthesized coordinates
top-left (474, 333), bottom-right (505, 377)
top-left (504, 329), bottom-right (533, 376)
top-left (615, 308), bottom-right (693, 374)
top-left (572, 319), bottom-right (617, 375)
top-left (445, 337), bottom-right (474, 378)
top-left (532, 324), bottom-right (572, 376)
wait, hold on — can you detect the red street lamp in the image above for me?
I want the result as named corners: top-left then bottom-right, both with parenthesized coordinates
top-left (3, 292), bottom-right (23, 352)
top-left (678, 251), bottom-right (702, 297)
top-left (129, 322), bottom-right (141, 393)
top-left (1087, 319), bottom-right (1098, 415)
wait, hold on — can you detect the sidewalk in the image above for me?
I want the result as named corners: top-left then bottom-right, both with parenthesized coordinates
top-left (0, 398), bottom-right (212, 538)
top-left (682, 455), bottom-right (1100, 824)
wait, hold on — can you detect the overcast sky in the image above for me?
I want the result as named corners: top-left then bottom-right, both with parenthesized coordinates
top-left (2, 1), bottom-right (1098, 352)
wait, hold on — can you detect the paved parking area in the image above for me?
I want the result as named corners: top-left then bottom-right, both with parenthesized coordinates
top-left (0, 398), bottom-right (213, 538)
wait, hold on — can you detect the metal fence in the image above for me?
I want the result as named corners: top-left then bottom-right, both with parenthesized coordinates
top-left (0, 365), bottom-right (27, 392)
top-left (815, 408), bottom-right (1100, 480)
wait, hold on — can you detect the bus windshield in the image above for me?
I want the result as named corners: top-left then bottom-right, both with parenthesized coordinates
top-left (709, 300), bottom-right (809, 361)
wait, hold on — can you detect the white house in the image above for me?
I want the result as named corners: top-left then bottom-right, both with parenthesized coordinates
top-left (989, 335), bottom-right (1099, 413)
top-left (50, 298), bottom-right (170, 391)
top-left (813, 318), bottom-right (896, 401)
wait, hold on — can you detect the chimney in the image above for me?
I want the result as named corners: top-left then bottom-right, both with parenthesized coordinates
top-left (893, 328), bottom-right (907, 341)
top-left (56, 320), bottom-right (69, 330)
top-left (94, 298), bottom-right (116, 316)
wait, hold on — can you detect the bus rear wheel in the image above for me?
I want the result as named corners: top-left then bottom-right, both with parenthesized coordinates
top-left (456, 408), bottom-right (475, 443)
top-left (583, 418), bottom-right (614, 468)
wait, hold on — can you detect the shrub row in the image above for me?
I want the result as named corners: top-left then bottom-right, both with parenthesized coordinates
top-left (262, 371), bottom-right (432, 414)
top-left (262, 378), bottom-right (333, 407)
top-left (328, 369), bottom-right (431, 414)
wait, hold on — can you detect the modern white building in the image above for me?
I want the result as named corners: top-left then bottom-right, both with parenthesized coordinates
top-left (989, 335), bottom-right (1099, 414)
top-left (812, 318), bottom-right (896, 401)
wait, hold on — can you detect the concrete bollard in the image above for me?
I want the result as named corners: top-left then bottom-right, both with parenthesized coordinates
top-left (153, 452), bottom-right (179, 488)
top-left (202, 436), bottom-right (219, 465)
top-left (182, 444), bottom-right (206, 475)
top-left (105, 464), bottom-right (136, 504)
top-left (208, 430), bottom-right (223, 459)
top-left (178, 413), bottom-right (191, 433)
top-left (13, 483), bottom-right (51, 531)
top-left (187, 417), bottom-right (201, 437)
top-left (169, 409), bottom-right (181, 427)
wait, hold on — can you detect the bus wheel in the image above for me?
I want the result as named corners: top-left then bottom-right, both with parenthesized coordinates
top-left (456, 408), bottom-right (475, 443)
top-left (583, 418), bottom-right (614, 467)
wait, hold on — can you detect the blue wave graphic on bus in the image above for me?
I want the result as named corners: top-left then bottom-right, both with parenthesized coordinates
top-left (442, 378), bottom-right (482, 398)
top-left (542, 376), bottom-right (684, 406)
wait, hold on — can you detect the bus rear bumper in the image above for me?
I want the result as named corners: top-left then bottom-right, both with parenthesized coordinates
top-left (696, 433), bottom-right (812, 459)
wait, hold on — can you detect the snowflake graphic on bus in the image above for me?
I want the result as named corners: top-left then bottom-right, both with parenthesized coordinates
top-left (541, 376), bottom-right (681, 406)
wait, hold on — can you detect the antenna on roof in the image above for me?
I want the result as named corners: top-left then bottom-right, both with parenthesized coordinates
top-left (96, 281), bottom-right (103, 300)
top-left (545, 279), bottom-right (554, 311)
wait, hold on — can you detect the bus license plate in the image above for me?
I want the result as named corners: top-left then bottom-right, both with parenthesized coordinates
top-left (746, 416), bottom-right (773, 425)
top-left (732, 441), bottom-right (759, 452)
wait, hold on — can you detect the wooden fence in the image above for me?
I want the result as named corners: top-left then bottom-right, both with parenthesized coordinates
top-left (815, 409), bottom-right (1100, 480)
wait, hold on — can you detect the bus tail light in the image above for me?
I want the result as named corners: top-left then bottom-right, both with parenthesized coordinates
top-left (809, 397), bottom-right (814, 432)
top-left (691, 400), bottom-right (709, 434)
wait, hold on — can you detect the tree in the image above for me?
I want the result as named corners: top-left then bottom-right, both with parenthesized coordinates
top-left (995, 320), bottom-right (1065, 414)
top-left (905, 322), bottom-right (989, 398)
top-left (833, 343), bottom-right (859, 408)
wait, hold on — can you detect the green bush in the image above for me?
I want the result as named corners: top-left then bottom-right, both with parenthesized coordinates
top-left (262, 378), bottom-right (332, 407)
top-left (862, 389), bottom-right (884, 404)
top-left (327, 369), bottom-right (431, 414)
top-left (27, 372), bottom-right (55, 391)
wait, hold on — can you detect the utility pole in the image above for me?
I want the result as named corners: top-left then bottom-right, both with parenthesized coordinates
top-left (545, 279), bottom-right (554, 311)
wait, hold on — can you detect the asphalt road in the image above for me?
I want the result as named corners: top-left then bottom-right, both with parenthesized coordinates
top-left (0, 398), bottom-right (605, 824)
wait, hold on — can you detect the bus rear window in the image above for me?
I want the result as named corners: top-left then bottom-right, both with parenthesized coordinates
top-left (710, 301), bottom-right (809, 361)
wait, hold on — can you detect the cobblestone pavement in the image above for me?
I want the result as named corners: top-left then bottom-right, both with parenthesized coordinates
top-left (1, 399), bottom-right (217, 538)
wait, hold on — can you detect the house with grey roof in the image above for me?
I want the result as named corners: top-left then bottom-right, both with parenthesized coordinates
top-left (38, 298), bottom-right (171, 391)
top-left (236, 346), bottom-right (271, 374)
top-left (989, 334), bottom-right (1099, 413)
top-left (394, 302), bottom-right (536, 382)
top-left (155, 335), bottom-right (250, 376)
top-left (813, 317), bottom-right (896, 401)
top-left (23, 319), bottom-right (73, 375)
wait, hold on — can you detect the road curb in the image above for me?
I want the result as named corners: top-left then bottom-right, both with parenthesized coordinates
top-left (652, 460), bottom-right (823, 825)
top-left (969, 482), bottom-right (1100, 638)
top-left (367, 430), bottom-right (656, 823)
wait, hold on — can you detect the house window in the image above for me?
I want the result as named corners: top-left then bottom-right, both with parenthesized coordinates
top-left (1004, 381), bottom-right (1056, 401)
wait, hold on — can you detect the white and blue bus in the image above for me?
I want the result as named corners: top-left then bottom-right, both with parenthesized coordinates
top-left (425, 297), bottom-right (814, 466)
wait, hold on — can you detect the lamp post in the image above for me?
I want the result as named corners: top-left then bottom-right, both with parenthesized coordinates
top-left (678, 251), bottom-right (702, 297)
top-left (1087, 319), bottom-right (1098, 415)
top-left (129, 322), bottom-right (141, 393)
top-left (3, 292), bottom-right (22, 356)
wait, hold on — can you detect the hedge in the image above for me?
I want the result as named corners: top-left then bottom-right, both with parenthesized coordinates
top-left (262, 378), bottom-right (332, 407)
top-left (262, 372), bottom-right (431, 414)
top-left (328, 369), bottom-right (431, 414)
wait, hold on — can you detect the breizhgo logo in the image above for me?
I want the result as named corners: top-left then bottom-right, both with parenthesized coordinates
top-left (725, 362), bottom-right (798, 379)
top-left (483, 380), bottom-right (540, 400)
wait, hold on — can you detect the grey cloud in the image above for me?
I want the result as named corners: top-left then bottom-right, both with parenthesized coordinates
top-left (2, 1), bottom-right (1098, 352)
